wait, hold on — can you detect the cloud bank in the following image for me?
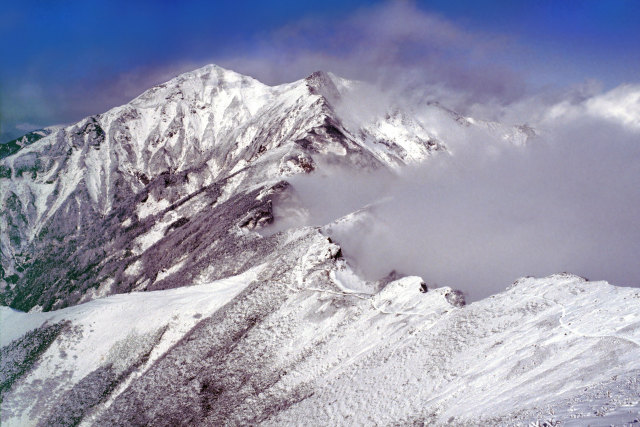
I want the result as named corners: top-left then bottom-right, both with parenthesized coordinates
top-left (278, 86), bottom-right (640, 300)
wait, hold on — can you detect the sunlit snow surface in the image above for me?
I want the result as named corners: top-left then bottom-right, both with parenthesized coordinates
top-left (2, 271), bottom-right (639, 425)
top-left (0, 266), bottom-right (263, 426)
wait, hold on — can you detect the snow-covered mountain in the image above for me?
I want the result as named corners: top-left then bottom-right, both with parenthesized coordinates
top-left (0, 64), bottom-right (531, 312)
top-left (0, 65), bottom-right (448, 312)
top-left (1, 65), bottom-right (637, 426)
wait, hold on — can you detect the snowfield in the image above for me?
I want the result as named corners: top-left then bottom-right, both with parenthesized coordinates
top-left (2, 269), bottom-right (639, 425)
top-left (266, 274), bottom-right (640, 426)
top-left (1, 266), bottom-right (263, 426)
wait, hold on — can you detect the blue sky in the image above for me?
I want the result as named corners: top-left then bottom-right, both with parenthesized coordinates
top-left (1, 0), bottom-right (639, 141)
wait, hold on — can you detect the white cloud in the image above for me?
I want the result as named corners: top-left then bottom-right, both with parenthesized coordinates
top-left (15, 122), bottom-right (41, 131)
top-left (585, 85), bottom-right (640, 129)
top-left (282, 85), bottom-right (640, 301)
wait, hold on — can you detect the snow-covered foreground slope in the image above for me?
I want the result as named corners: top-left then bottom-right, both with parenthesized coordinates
top-left (0, 266), bottom-right (262, 426)
top-left (2, 260), bottom-right (639, 425)
top-left (268, 274), bottom-right (640, 426)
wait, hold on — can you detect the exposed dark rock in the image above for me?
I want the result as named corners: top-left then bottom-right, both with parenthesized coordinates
top-left (377, 270), bottom-right (404, 288)
top-left (444, 289), bottom-right (466, 307)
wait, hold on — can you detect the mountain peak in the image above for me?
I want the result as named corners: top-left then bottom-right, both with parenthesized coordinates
top-left (129, 63), bottom-right (267, 108)
top-left (173, 63), bottom-right (263, 87)
top-left (305, 70), bottom-right (341, 102)
top-left (2, 62), bottom-right (638, 426)
top-left (305, 70), bottom-right (332, 81)
top-left (189, 63), bottom-right (246, 78)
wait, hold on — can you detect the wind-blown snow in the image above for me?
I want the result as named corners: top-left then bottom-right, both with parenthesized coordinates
top-left (265, 274), bottom-right (640, 426)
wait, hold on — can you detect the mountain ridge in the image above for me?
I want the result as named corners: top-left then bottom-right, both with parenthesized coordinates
top-left (4, 64), bottom-right (636, 426)
top-left (0, 64), bottom-right (487, 311)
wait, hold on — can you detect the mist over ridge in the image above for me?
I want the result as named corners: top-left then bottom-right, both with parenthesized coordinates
top-left (274, 83), bottom-right (640, 300)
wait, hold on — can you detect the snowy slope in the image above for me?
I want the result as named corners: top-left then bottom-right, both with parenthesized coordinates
top-left (2, 264), bottom-right (638, 426)
top-left (0, 266), bottom-right (263, 426)
top-left (267, 274), bottom-right (640, 425)
top-left (0, 66), bottom-right (425, 311)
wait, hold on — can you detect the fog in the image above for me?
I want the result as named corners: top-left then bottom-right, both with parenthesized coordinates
top-left (272, 87), bottom-right (640, 300)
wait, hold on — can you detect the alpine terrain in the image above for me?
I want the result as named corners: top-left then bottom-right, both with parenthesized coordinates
top-left (1, 65), bottom-right (638, 426)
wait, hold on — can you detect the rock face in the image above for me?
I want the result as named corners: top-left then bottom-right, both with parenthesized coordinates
top-left (1, 65), bottom-right (637, 426)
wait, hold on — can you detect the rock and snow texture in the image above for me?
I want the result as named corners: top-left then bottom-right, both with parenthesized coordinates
top-left (0, 65), bottom-right (637, 426)
top-left (0, 266), bottom-right (263, 426)
top-left (267, 274), bottom-right (640, 426)
top-left (2, 269), bottom-right (639, 426)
